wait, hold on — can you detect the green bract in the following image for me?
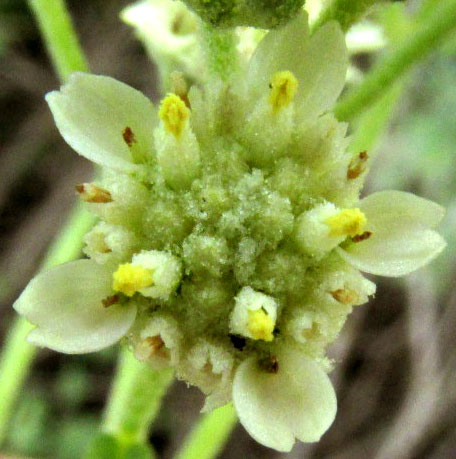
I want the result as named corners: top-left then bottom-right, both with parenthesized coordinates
top-left (181, 0), bottom-right (305, 28)
top-left (13, 13), bottom-right (446, 452)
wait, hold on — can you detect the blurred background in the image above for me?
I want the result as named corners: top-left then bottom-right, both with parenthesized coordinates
top-left (0, 0), bottom-right (455, 457)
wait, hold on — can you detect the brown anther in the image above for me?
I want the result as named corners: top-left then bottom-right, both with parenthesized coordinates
top-left (259, 355), bottom-right (279, 374)
top-left (170, 71), bottom-right (191, 108)
top-left (76, 183), bottom-right (113, 203)
top-left (330, 288), bottom-right (359, 305)
top-left (302, 323), bottom-right (320, 341)
top-left (347, 150), bottom-right (369, 179)
top-left (102, 295), bottom-right (119, 307)
top-left (122, 126), bottom-right (137, 147)
top-left (352, 231), bottom-right (372, 242)
top-left (97, 236), bottom-right (112, 253)
top-left (145, 335), bottom-right (165, 353)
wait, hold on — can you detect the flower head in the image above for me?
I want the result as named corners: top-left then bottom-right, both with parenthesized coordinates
top-left (14, 12), bottom-right (445, 452)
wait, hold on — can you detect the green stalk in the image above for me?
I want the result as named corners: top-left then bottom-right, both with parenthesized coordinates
top-left (312, 0), bottom-right (384, 33)
top-left (175, 404), bottom-right (237, 459)
top-left (0, 0), bottom-right (91, 446)
top-left (0, 204), bottom-right (95, 444)
top-left (201, 24), bottom-right (238, 82)
top-left (27, 0), bottom-right (89, 81)
top-left (102, 348), bottom-right (174, 446)
top-left (334, 0), bottom-right (456, 121)
top-left (348, 80), bottom-right (404, 155)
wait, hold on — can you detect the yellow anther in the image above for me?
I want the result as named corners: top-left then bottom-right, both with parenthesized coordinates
top-left (269, 70), bottom-right (298, 114)
top-left (247, 309), bottom-right (275, 342)
top-left (159, 93), bottom-right (190, 138)
top-left (112, 264), bottom-right (154, 297)
top-left (325, 208), bottom-right (367, 237)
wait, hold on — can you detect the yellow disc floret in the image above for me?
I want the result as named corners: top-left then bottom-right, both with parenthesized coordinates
top-left (269, 70), bottom-right (298, 114)
top-left (247, 309), bottom-right (275, 342)
top-left (325, 208), bottom-right (367, 237)
top-left (159, 93), bottom-right (190, 138)
top-left (112, 263), bottom-right (155, 297)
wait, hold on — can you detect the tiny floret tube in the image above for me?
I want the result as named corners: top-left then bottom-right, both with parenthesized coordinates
top-left (230, 287), bottom-right (278, 341)
top-left (295, 203), bottom-right (367, 258)
top-left (113, 250), bottom-right (182, 299)
top-left (155, 93), bottom-right (201, 190)
top-left (134, 314), bottom-right (182, 369)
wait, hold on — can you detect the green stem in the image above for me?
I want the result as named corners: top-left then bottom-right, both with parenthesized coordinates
top-left (334, 0), bottom-right (456, 121)
top-left (0, 204), bottom-right (95, 444)
top-left (0, 0), bottom-right (91, 444)
top-left (201, 23), bottom-right (238, 82)
top-left (349, 80), bottom-right (404, 155)
top-left (102, 348), bottom-right (174, 446)
top-left (312, 0), bottom-right (384, 33)
top-left (175, 404), bottom-right (237, 459)
top-left (27, 0), bottom-right (89, 82)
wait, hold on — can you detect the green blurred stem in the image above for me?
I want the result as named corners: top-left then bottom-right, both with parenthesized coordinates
top-left (201, 24), bottom-right (238, 82)
top-left (102, 348), bottom-right (174, 446)
top-left (0, 0), bottom-right (91, 446)
top-left (175, 404), bottom-right (237, 459)
top-left (312, 0), bottom-right (384, 33)
top-left (334, 0), bottom-right (456, 121)
top-left (27, 0), bottom-right (89, 81)
top-left (349, 80), bottom-right (404, 155)
top-left (0, 204), bottom-right (95, 444)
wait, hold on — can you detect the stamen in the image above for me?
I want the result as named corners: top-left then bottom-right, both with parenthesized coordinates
top-left (330, 288), bottom-right (359, 305)
top-left (112, 263), bottom-right (155, 297)
top-left (137, 335), bottom-right (169, 361)
top-left (301, 322), bottom-right (321, 340)
top-left (247, 308), bottom-right (275, 342)
top-left (259, 355), bottom-right (279, 374)
top-left (145, 335), bottom-right (165, 353)
top-left (170, 71), bottom-right (191, 108)
top-left (76, 183), bottom-right (112, 203)
top-left (347, 151), bottom-right (368, 179)
top-left (352, 231), bottom-right (372, 242)
top-left (159, 93), bottom-right (190, 138)
top-left (325, 208), bottom-right (367, 237)
top-left (269, 70), bottom-right (298, 114)
top-left (122, 126), bottom-right (137, 147)
top-left (102, 295), bottom-right (120, 307)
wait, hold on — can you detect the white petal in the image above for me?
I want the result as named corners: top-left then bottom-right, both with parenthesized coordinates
top-left (233, 350), bottom-right (336, 452)
top-left (338, 229), bottom-right (446, 277)
top-left (46, 73), bottom-right (156, 172)
top-left (13, 260), bottom-right (136, 353)
top-left (338, 190), bottom-right (446, 277)
top-left (359, 190), bottom-right (445, 231)
top-left (295, 21), bottom-right (348, 123)
top-left (247, 12), bottom-right (309, 100)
